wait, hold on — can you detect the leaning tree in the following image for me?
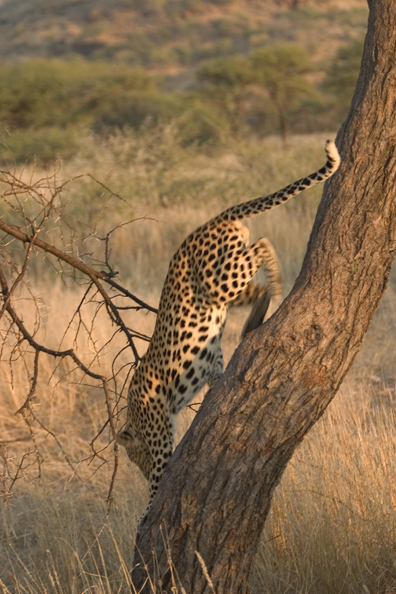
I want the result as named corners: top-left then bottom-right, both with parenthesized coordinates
top-left (132, 0), bottom-right (396, 591)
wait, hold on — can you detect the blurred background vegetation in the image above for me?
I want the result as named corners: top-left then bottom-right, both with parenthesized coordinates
top-left (0, 0), bottom-right (367, 165)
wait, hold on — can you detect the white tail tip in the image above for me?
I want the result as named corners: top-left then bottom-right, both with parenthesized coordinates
top-left (325, 139), bottom-right (341, 169)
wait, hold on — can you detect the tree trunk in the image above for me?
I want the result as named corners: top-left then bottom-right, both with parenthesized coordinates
top-left (133, 1), bottom-right (396, 591)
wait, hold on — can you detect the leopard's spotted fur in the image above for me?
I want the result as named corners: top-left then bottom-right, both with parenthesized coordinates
top-left (117, 140), bottom-right (340, 526)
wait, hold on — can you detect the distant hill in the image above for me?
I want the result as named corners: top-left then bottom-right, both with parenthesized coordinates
top-left (0, 0), bottom-right (368, 86)
top-left (0, 0), bottom-right (368, 164)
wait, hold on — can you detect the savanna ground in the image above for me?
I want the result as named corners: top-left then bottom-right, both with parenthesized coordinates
top-left (1, 127), bottom-right (396, 593)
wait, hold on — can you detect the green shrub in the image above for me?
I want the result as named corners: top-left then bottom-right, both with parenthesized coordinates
top-left (0, 58), bottom-right (159, 131)
top-left (177, 103), bottom-right (223, 145)
top-left (92, 91), bottom-right (182, 130)
top-left (0, 60), bottom-right (68, 129)
top-left (0, 126), bottom-right (80, 166)
top-left (197, 54), bottom-right (253, 88)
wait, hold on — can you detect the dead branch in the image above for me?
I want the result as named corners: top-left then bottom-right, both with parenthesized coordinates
top-left (0, 217), bottom-right (158, 314)
top-left (0, 169), bottom-right (156, 503)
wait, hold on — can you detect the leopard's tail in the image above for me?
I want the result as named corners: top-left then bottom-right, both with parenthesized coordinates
top-left (214, 140), bottom-right (340, 223)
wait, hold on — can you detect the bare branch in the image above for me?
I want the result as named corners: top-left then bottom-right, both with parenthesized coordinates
top-left (0, 270), bottom-right (105, 380)
top-left (0, 165), bottom-right (158, 510)
top-left (0, 217), bottom-right (157, 314)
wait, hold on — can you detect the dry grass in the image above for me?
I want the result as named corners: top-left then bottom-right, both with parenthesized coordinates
top-left (253, 381), bottom-right (396, 593)
top-left (2, 286), bottom-right (396, 594)
top-left (2, 130), bottom-right (396, 593)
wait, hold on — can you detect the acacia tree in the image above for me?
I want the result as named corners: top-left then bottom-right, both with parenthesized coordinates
top-left (196, 55), bottom-right (254, 135)
top-left (133, 0), bottom-right (396, 591)
top-left (250, 44), bottom-right (319, 145)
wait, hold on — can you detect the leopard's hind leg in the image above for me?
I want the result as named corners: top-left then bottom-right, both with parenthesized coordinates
top-left (230, 236), bottom-right (282, 337)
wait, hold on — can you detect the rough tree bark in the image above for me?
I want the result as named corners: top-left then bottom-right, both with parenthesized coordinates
top-left (133, 0), bottom-right (396, 591)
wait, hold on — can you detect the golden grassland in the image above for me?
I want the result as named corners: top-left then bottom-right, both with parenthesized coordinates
top-left (2, 131), bottom-right (396, 593)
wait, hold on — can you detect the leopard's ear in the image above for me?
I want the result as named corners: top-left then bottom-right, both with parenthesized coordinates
top-left (116, 428), bottom-right (135, 448)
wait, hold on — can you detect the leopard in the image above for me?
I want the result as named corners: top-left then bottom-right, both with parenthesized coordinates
top-left (117, 139), bottom-right (340, 528)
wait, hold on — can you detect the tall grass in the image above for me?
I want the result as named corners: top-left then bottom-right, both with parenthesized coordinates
top-left (2, 128), bottom-right (396, 592)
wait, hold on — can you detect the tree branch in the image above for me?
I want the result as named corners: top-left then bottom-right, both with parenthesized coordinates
top-left (0, 217), bottom-right (158, 314)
